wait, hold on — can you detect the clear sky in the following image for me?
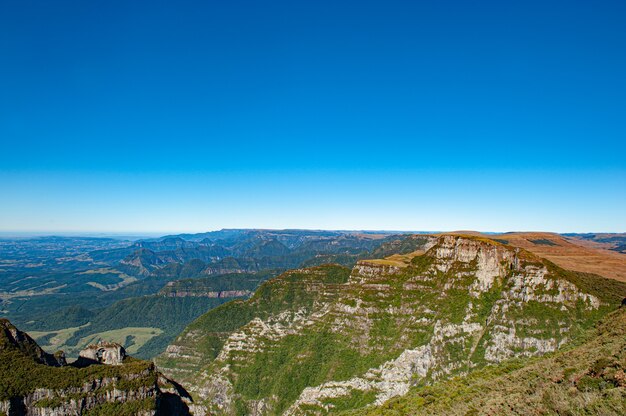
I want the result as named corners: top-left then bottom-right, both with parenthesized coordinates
top-left (1, 0), bottom-right (624, 233)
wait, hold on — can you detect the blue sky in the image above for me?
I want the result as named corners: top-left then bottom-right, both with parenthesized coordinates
top-left (1, 0), bottom-right (624, 233)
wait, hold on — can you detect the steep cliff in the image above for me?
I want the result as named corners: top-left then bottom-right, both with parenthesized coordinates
top-left (350, 307), bottom-right (626, 416)
top-left (0, 319), bottom-right (190, 416)
top-left (158, 234), bottom-right (623, 415)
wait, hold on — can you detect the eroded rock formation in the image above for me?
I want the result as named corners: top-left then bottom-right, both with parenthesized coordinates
top-left (158, 234), bottom-right (611, 415)
top-left (76, 341), bottom-right (126, 366)
top-left (0, 319), bottom-right (191, 415)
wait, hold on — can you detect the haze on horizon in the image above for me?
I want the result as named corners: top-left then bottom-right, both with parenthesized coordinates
top-left (1, 1), bottom-right (625, 233)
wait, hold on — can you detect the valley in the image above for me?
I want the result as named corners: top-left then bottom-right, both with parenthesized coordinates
top-left (156, 233), bottom-right (626, 415)
top-left (0, 230), bottom-right (399, 359)
top-left (0, 230), bottom-right (624, 415)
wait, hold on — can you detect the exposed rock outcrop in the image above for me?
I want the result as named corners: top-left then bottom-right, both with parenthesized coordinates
top-left (164, 288), bottom-right (253, 299)
top-left (76, 341), bottom-right (126, 366)
top-left (158, 234), bottom-right (615, 415)
top-left (0, 319), bottom-right (191, 415)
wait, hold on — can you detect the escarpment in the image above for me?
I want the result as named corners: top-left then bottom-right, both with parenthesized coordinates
top-left (354, 307), bottom-right (626, 416)
top-left (0, 319), bottom-right (191, 415)
top-left (156, 234), bottom-right (621, 415)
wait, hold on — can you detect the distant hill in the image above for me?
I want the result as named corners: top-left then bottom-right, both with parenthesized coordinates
top-left (27, 273), bottom-right (272, 360)
top-left (563, 232), bottom-right (626, 254)
top-left (2, 230), bottom-right (397, 346)
top-left (114, 230), bottom-right (393, 277)
top-left (159, 271), bottom-right (278, 298)
top-left (24, 305), bottom-right (95, 331)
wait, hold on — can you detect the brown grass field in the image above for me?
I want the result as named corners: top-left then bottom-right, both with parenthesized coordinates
top-left (365, 232), bottom-right (626, 283)
top-left (469, 232), bottom-right (626, 283)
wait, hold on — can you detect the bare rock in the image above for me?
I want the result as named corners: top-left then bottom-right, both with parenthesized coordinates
top-left (77, 341), bottom-right (126, 366)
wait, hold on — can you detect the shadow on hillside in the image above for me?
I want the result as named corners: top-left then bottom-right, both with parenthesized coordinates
top-left (164, 376), bottom-right (194, 401)
top-left (157, 376), bottom-right (193, 415)
top-left (158, 392), bottom-right (191, 415)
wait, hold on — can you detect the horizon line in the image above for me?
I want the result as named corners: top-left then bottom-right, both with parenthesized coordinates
top-left (0, 228), bottom-right (623, 238)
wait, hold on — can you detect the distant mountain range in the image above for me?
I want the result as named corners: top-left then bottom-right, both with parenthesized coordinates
top-left (0, 229), bottom-right (401, 359)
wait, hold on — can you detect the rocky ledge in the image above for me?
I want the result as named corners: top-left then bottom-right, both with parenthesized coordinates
top-left (0, 319), bottom-right (191, 415)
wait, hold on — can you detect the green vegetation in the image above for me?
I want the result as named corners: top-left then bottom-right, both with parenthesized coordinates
top-left (29, 323), bottom-right (90, 349)
top-left (232, 330), bottom-right (365, 413)
top-left (33, 397), bottom-right (64, 408)
top-left (24, 305), bottom-right (95, 331)
top-left (159, 270), bottom-right (279, 296)
top-left (4, 231), bottom-right (395, 363)
top-left (223, 308), bottom-right (420, 413)
top-left (0, 340), bottom-right (155, 401)
top-left (153, 258), bottom-right (213, 279)
top-left (61, 295), bottom-right (231, 358)
top-left (410, 252), bottom-right (434, 273)
top-left (0, 318), bottom-right (182, 414)
top-left (159, 265), bottom-right (352, 371)
top-left (73, 327), bottom-right (163, 355)
top-left (24, 270), bottom-right (281, 359)
top-left (546, 261), bottom-right (626, 305)
top-left (161, 235), bottom-right (625, 415)
top-left (300, 253), bottom-right (363, 268)
top-left (7, 233), bottom-right (623, 415)
top-left (348, 308), bottom-right (626, 416)
top-left (84, 397), bottom-right (157, 415)
top-left (368, 235), bottom-right (429, 259)
top-left (322, 389), bottom-right (378, 412)
top-left (163, 263), bottom-right (417, 412)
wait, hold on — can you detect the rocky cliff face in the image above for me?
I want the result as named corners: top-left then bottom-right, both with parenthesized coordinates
top-left (76, 341), bottom-right (126, 366)
top-left (354, 307), bottom-right (626, 416)
top-left (163, 287), bottom-right (253, 299)
top-left (157, 234), bottom-right (614, 415)
top-left (0, 319), bottom-right (190, 416)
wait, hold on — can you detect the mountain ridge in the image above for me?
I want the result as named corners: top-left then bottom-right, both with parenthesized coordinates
top-left (0, 319), bottom-right (191, 415)
top-left (157, 233), bottom-right (624, 415)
